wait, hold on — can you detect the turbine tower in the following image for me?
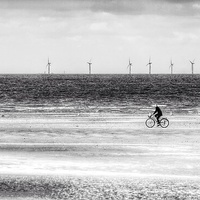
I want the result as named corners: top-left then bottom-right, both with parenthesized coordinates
top-left (87, 60), bottom-right (92, 74)
top-left (46, 58), bottom-right (51, 74)
top-left (146, 58), bottom-right (152, 74)
top-left (169, 60), bottom-right (174, 74)
top-left (189, 59), bottom-right (195, 74)
top-left (127, 58), bottom-right (132, 74)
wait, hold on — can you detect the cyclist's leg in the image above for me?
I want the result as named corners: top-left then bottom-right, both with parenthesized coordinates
top-left (157, 114), bottom-right (162, 124)
top-left (155, 114), bottom-right (159, 124)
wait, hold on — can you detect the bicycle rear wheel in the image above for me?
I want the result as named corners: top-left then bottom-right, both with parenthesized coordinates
top-left (145, 118), bottom-right (155, 128)
top-left (160, 118), bottom-right (169, 128)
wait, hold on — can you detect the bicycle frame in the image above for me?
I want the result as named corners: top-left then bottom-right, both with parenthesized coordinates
top-left (148, 113), bottom-right (163, 124)
top-left (148, 114), bottom-right (157, 123)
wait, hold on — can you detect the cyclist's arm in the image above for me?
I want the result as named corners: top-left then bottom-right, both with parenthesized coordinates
top-left (153, 110), bottom-right (157, 115)
top-left (150, 113), bottom-right (155, 117)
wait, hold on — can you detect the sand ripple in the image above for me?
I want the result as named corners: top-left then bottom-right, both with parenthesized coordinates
top-left (0, 175), bottom-right (200, 200)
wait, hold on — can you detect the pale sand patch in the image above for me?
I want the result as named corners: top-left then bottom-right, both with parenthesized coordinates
top-left (0, 112), bottom-right (199, 144)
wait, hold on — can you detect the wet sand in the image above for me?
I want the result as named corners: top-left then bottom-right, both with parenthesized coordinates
top-left (0, 113), bottom-right (200, 199)
top-left (0, 175), bottom-right (200, 200)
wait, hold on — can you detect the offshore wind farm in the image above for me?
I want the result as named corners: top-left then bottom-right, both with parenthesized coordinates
top-left (44, 57), bottom-right (199, 75)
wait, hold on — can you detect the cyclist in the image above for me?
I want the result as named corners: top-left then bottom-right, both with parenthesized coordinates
top-left (153, 104), bottom-right (162, 125)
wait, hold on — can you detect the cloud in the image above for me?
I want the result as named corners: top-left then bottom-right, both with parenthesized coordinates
top-left (162, 0), bottom-right (199, 3)
top-left (0, 0), bottom-right (200, 17)
top-left (89, 22), bottom-right (111, 32)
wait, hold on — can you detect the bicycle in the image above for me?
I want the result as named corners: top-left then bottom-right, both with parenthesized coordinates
top-left (145, 114), bottom-right (169, 128)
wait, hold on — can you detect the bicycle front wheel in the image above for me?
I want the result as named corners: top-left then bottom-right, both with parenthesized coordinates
top-left (145, 118), bottom-right (155, 128)
top-left (160, 118), bottom-right (169, 128)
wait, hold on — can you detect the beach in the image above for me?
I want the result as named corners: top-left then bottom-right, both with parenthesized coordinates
top-left (0, 74), bottom-right (199, 198)
top-left (0, 112), bottom-right (200, 199)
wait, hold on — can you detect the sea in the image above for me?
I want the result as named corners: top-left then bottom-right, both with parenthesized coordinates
top-left (0, 74), bottom-right (199, 115)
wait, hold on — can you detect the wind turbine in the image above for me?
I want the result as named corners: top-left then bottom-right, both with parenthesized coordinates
top-left (46, 58), bottom-right (51, 74)
top-left (127, 58), bottom-right (132, 74)
top-left (87, 59), bottom-right (92, 74)
top-left (146, 58), bottom-right (152, 74)
top-left (189, 59), bottom-right (195, 74)
top-left (169, 60), bottom-right (174, 74)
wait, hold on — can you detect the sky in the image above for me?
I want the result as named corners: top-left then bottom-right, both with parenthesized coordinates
top-left (0, 0), bottom-right (200, 74)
